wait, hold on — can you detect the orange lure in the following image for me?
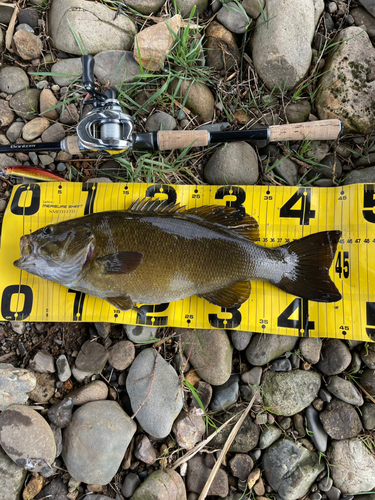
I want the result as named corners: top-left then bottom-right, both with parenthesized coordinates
top-left (1, 166), bottom-right (69, 183)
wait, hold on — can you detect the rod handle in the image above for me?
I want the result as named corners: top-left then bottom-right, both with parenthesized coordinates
top-left (269, 119), bottom-right (343, 142)
top-left (157, 130), bottom-right (209, 150)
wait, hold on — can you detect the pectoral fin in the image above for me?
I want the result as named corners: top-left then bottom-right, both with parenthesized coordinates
top-left (98, 251), bottom-right (144, 275)
top-left (198, 280), bottom-right (251, 308)
top-left (106, 295), bottom-right (134, 310)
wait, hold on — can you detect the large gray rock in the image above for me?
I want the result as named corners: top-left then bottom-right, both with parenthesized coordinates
top-left (126, 349), bottom-right (183, 438)
top-left (316, 339), bottom-right (351, 375)
top-left (0, 66), bottom-right (29, 94)
top-left (320, 398), bottom-right (363, 440)
top-left (0, 445), bottom-right (27, 500)
top-left (123, 0), bottom-right (166, 15)
top-left (328, 439), bottom-right (375, 493)
top-left (343, 166), bottom-right (375, 185)
top-left (204, 142), bottom-right (259, 185)
top-left (360, 0), bottom-right (375, 17)
top-left (62, 401), bottom-right (136, 484)
top-left (251, 0), bottom-right (323, 90)
top-left (246, 333), bottom-right (298, 366)
top-left (0, 364), bottom-right (36, 410)
top-left (216, 2), bottom-right (250, 34)
top-left (262, 370), bottom-right (321, 416)
top-left (50, 58), bottom-right (82, 86)
top-left (179, 329), bottom-right (233, 386)
top-left (94, 51), bottom-right (141, 86)
top-left (316, 27), bottom-right (375, 133)
top-left (263, 439), bottom-right (325, 500)
top-left (49, 0), bottom-right (136, 55)
top-left (10, 88), bottom-right (40, 120)
top-left (326, 376), bottom-right (363, 406)
top-left (0, 405), bottom-right (56, 474)
top-left (132, 469), bottom-right (187, 500)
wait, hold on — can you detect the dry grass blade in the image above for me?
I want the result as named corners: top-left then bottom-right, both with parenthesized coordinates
top-left (198, 391), bottom-right (259, 500)
top-left (5, 4), bottom-right (19, 53)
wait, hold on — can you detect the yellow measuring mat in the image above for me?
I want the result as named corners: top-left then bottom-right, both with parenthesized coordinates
top-left (1, 181), bottom-right (374, 342)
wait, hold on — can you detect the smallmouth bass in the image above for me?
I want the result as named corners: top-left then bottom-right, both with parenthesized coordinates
top-left (14, 198), bottom-right (342, 311)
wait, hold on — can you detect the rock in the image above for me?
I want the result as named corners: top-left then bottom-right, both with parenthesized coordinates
top-left (132, 469), bottom-right (187, 500)
top-left (320, 398), bottom-right (362, 439)
top-left (0, 405), bottom-right (56, 474)
top-left (168, 78), bottom-right (215, 123)
top-left (18, 8), bottom-right (39, 28)
top-left (124, 324), bottom-right (158, 343)
top-left (311, 154), bottom-right (342, 180)
top-left (27, 372), bottom-right (55, 404)
top-left (59, 103), bottom-right (79, 125)
top-left (134, 15), bottom-right (181, 72)
top-left (134, 434), bottom-right (156, 465)
top-left (270, 358), bottom-right (292, 371)
top-left (240, 383), bottom-right (263, 404)
top-left (56, 355), bottom-right (71, 382)
top-left (48, 398), bottom-right (73, 428)
top-left (123, 0), bottom-right (166, 15)
top-left (186, 453), bottom-right (228, 497)
top-left (316, 339), bottom-right (352, 375)
top-left (246, 333), bottom-right (298, 366)
top-left (360, 369), bottom-right (375, 397)
top-left (179, 329), bottom-right (232, 386)
top-left (0, 66), bottom-right (29, 94)
top-left (216, 2), bottom-right (250, 34)
top-left (0, 364), bottom-right (36, 410)
top-left (175, 0), bottom-right (208, 17)
top-left (6, 121), bottom-right (24, 142)
top-left (107, 341), bottom-right (134, 371)
top-left (361, 342), bottom-right (375, 368)
top-left (41, 122), bottom-right (65, 143)
top-left (328, 438), bottom-right (375, 494)
top-left (49, 0), bottom-right (136, 55)
top-left (0, 444), bottom-right (27, 500)
top-left (285, 101), bottom-right (312, 123)
top-left (13, 30), bottom-right (42, 60)
top-left (75, 340), bottom-right (108, 374)
top-left (68, 380), bottom-right (108, 405)
top-left (210, 375), bottom-right (239, 410)
top-left (204, 21), bottom-right (240, 72)
top-left (230, 330), bottom-right (252, 351)
top-left (262, 370), bottom-right (321, 416)
top-left (172, 409), bottom-right (205, 450)
top-left (29, 351), bottom-right (55, 374)
top-left (22, 117), bottom-right (50, 141)
top-left (10, 88), bottom-right (40, 120)
top-left (306, 405), bottom-right (328, 452)
top-left (0, 100), bottom-right (15, 128)
top-left (16, 24), bottom-right (34, 34)
top-left (229, 454), bottom-right (253, 480)
top-left (241, 366), bottom-right (262, 386)
top-left (122, 472), bottom-right (141, 498)
top-left (22, 474), bottom-right (43, 500)
top-left (242, 0), bottom-right (264, 18)
top-left (259, 424), bottom-right (283, 449)
top-left (351, 7), bottom-right (375, 39)
top-left (263, 439), bottom-right (325, 500)
top-left (300, 337), bottom-right (322, 364)
top-left (251, 0), bottom-right (322, 90)
top-left (319, 476), bottom-right (333, 492)
top-left (361, 403), bottom-right (375, 430)
top-left (316, 27), bottom-right (375, 134)
top-left (40, 89), bottom-right (58, 120)
top-left (62, 401), bottom-right (136, 484)
top-left (94, 50), bottom-right (141, 86)
top-left (0, 155), bottom-right (21, 168)
top-left (273, 157), bottom-right (299, 186)
top-left (126, 349), bottom-right (183, 439)
top-left (208, 407), bottom-right (260, 452)
top-left (35, 477), bottom-right (68, 500)
top-left (204, 142), bottom-right (259, 185)
top-left (190, 380), bottom-right (212, 410)
top-left (146, 112), bottom-right (177, 132)
top-left (39, 154), bottom-right (54, 166)
top-left (326, 376), bottom-right (363, 406)
top-left (50, 58), bottom-right (82, 86)
top-left (343, 166), bottom-right (375, 185)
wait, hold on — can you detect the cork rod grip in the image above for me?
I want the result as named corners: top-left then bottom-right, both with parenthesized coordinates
top-left (157, 130), bottom-right (209, 150)
top-left (64, 136), bottom-right (81, 155)
top-left (269, 119), bottom-right (343, 142)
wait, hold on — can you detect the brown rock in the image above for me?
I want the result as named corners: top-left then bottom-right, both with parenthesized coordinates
top-left (27, 372), bottom-right (55, 404)
top-left (132, 469), bottom-right (186, 500)
top-left (13, 30), bottom-right (43, 60)
top-left (22, 474), bottom-right (43, 500)
top-left (253, 476), bottom-right (266, 496)
top-left (172, 409), bottom-right (205, 449)
top-left (40, 89), bottom-right (59, 120)
top-left (248, 468), bottom-right (261, 489)
top-left (0, 99), bottom-right (15, 127)
top-left (41, 122), bottom-right (65, 142)
top-left (59, 103), bottom-right (79, 125)
top-left (184, 369), bottom-right (201, 386)
top-left (229, 454), bottom-right (253, 480)
top-left (186, 453), bottom-right (228, 497)
top-left (134, 15), bottom-right (182, 71)
top-left (68, 380), bottom-right (108, 406)
top-left (189, 380), bottom-right (212, 410)
top-left (134, 434), bottom-right (157, 465)
top-left (108, 340), bottom-right (135, 371)
top-left (204, 21), bottom-right (240, 72)
top-left (168, 78), bottom-right (215, 123)
top-left (22, 117), bottom-right (50, 141)
top-left (320, 398), bottom-right (362, 439)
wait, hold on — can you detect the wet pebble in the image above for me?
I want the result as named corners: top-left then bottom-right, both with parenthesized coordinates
top-left (270, 358), bottom-right (292, 371)
top-left (361, 402), bottom-right (375, 429)
top-left (229, 453), bottom-right (253, 480)
top-left (259, 424), bottom-right (283, 449)
top-left (306, 405), bottom-right (328, 452)
top-left (108, 341), bottom-right (135, 371)
top-left (326, 375), bottom-right (363, 406)
top-left (48, 398), bottom-right (73, 428)
top-left (0, 364), bottom-right (36, 410)
top-left (320, 398), bottom-right (362, 439)
top-left (316, 339), bottom-right (352, 375)
top-left (56, 354), bottom-right (71, 382)
top-left (75, 340), bottom-right (108, 374)
top-left (210, 374), bottom-right (240, 410)
top-left (122, 472), bottom-right (140, 498)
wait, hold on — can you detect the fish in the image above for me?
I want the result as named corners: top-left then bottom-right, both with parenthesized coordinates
top-left (13, 198), bottom-right (342, 311)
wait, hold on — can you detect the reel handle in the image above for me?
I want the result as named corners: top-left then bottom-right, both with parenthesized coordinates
top-left (82, 55), bottom-right (95, 92)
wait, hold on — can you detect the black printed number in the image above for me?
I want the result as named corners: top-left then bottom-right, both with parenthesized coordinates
top-left (11, 184), bottom-right (40, 216)
top-left (1, 285), bottom-right (33, 320)
top-left (145, 185), bottom-right (177, 205)
top-left (277, 298), bottom-right (314, 335)
top-left (366, 302), bottom-right (375, 341)
top-left (68, 289), bottom-right (86, 321)
top-left (215, 186), bottom-right (246, 216)
top-left (280, 188), bottom-right (315, 225)
top-left (363, 185), bottom-right (375, 224)
top-left (82, 184), bottom-right (97, 215)
top-left (209, 307), bottom-right (242, 329)
top-left (335, 251), bottom-right (349, 279)
top-left (136, 303), bottom-right (169, 326)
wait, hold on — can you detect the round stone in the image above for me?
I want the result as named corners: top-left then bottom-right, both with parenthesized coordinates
top-left (0, 66), bottom-right (29, 94)
top-left (108, 341), bottom-right (135, 371)
top-left (316, 339), bottom-right (352, 375)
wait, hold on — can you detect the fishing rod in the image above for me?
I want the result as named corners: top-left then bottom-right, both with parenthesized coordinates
top-left (0, 55), bottom-right (344, 158)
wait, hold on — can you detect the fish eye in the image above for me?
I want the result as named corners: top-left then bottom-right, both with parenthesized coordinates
top-left (43, 226), bottom-right (52, 236)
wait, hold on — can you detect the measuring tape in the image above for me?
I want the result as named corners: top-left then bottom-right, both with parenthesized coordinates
top-left (1, 182), bottom-right (374, 342)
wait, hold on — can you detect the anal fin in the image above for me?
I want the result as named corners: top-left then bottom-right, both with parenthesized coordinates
top-left (198, 280), bottom-right (251, 308)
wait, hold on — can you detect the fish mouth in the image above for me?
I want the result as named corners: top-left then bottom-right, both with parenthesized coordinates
top-left (14, 255), bottom-right (36, 271)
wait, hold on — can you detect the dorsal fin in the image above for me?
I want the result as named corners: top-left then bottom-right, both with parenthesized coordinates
top-left (185, 205), bottom-right (259, 241)
top-left (198, 280), bottom-right (251, 308)
top-left (128, 197), bottom-right (185, 214)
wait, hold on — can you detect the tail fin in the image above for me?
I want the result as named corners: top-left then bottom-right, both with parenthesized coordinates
top-left (274, 230), bottom-right (342, 303)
